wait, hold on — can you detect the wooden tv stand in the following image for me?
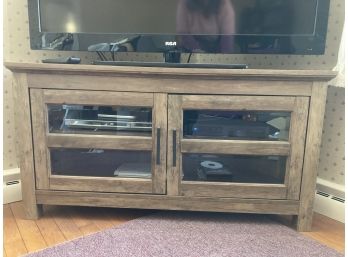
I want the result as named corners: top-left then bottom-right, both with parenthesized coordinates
top-left (6, 62), bottom-right (336, 232)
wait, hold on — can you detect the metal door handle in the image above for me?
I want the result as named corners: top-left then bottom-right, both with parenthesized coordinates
top-left (156, 128), bottom-right (161, 165)
top-left (172, 129), bottom-right (177, 167)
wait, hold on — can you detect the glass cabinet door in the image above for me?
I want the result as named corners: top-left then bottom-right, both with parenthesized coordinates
top-left (31, 89), bottom-right (167, 194)
top-left (183, 110), bottom-right (291, 141)
top-left (48, 104), bottom-right (153, 137)
top-left (167, 95), bottom-right (309, 200)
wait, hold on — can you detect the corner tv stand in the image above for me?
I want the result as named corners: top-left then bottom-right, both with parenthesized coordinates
top-left (6, 62), bottom-right (336, 232)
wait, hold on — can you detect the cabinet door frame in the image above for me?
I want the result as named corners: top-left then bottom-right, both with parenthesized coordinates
top-left (167, 94), bottom-right (309, 200)
top-left (31, 89), bottom-right (167, 194)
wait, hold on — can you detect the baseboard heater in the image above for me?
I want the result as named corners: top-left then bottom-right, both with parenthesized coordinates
top-left (3, 168), bottom-right (22, 204)
top-left (314, 178), bottom-right (345, 223)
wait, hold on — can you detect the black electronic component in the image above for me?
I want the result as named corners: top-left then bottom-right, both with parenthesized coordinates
top-left (42, 56), bottom-right (81, 64)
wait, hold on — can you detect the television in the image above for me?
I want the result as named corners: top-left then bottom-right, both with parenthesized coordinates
top-left (28, 0), bottom-right (330, 56)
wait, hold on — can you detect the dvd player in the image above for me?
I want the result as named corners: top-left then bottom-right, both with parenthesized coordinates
top-left (63, 109), bottom-right (152, 132)
top-left (93, 61), bottom-right (248, 69)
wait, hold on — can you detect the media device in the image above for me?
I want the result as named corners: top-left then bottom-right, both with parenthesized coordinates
top-left (42, 56), bottom-right (81, 64)
top-left (183, 111), bottom-right (281, 140)
top-left (59, 106), bottom-right (152, 132)
top-left (27, 0), bottom-right (330, 64)
top-left (114, 163), bottom-right (152, 179)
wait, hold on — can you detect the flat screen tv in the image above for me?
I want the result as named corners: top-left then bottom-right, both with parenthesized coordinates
top-left (28, 0), bottom-right (330, 55)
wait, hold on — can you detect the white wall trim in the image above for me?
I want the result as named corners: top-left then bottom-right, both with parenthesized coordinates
top-left (314, 189), bottom-right (345, 223)
top-left (3, 168), bottom-right (22, 204)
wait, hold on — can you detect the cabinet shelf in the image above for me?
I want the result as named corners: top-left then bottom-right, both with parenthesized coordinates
top-left (47, 134), bottom-right (153, 150)
top-left (181, 139), bottom-right (290, 156)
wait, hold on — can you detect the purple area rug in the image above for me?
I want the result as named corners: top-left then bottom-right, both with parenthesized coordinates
top-left (24, 211), bottom-right (343, 257)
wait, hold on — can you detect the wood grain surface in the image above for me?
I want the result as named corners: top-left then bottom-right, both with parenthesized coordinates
top-left (3, 202), bottom-right (344, 257)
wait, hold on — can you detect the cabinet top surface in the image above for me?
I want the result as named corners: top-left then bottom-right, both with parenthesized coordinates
top-left (5, 62), bottom-right (336, 81)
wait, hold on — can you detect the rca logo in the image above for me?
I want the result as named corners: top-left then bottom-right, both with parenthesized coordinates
top-left (165, 41), bottom-right (177, 46)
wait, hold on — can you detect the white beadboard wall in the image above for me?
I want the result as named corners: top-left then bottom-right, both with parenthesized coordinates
top-left (3, 0), bottom-right (345, 188)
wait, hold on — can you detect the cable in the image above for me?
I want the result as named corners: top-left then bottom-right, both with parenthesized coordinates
top-left (96, 51), bottom-right (105, 61)
top-left (100, 52), bottom-right (107, 61)
top-left (187, 52), bottom-right (193, 63)
top-left (97, 51), bottom-right (109, 61)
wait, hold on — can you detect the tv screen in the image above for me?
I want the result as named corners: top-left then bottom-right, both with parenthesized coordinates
top-left (28, 0), bottom-right (330, 54)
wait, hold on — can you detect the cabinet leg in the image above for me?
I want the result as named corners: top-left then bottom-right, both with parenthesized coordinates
top-left (23, 203), bottom-right (43, 220)
top-left (295, 210), bottom-right (314, 232)
top-left (295, 84), bottom-right (327, 232)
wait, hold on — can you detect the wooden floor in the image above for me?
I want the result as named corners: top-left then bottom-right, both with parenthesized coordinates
top-left (3, 201), bottom-right (345, 257)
